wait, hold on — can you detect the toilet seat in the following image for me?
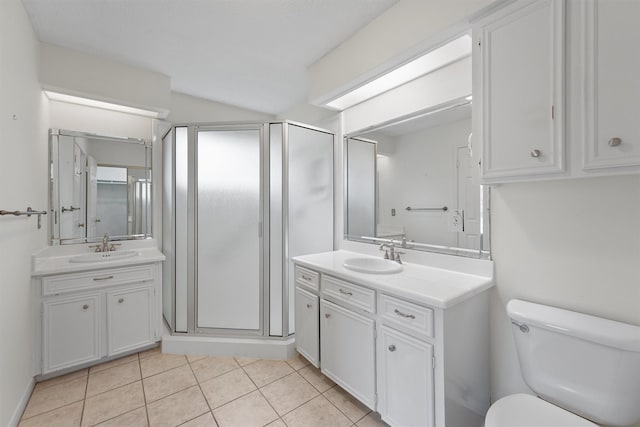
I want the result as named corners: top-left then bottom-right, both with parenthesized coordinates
top-left (485, 394), bottom-right (599, 427)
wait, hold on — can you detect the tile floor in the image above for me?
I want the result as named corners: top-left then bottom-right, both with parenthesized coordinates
top-left (19, 348), bottom-right (389, 427)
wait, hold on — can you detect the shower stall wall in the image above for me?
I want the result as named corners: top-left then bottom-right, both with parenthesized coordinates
top-left (162, 122), bottom-right (334, 339)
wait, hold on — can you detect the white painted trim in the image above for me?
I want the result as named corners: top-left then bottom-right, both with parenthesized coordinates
top-left (161, 334), bottom-right (297, 360)
top-left (8, 377), bottom-right (35, 427)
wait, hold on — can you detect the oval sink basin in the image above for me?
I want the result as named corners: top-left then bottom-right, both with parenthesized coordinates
top-left (70, 250), bottom-right (139, 263)
top-left (343, 257), bottom-right (403, 274)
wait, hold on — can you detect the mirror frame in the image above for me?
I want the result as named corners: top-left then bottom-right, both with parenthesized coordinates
top-left (342, 102), bottom-right (491, 259)
top-left (49, 129), bottom-right (153, 245)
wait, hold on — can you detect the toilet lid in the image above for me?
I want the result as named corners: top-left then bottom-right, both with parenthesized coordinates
top-left (485, 394), bottom-right (599, 427)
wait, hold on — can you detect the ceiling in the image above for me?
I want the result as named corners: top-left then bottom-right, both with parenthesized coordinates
top-left (21, 0), bottom-right (398, 115)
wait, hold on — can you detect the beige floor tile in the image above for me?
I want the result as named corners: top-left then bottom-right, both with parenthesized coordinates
top-left (356, 412), bottom-right (389, 427)
top-left (143, 364), bottom-right (197, 403)
top-left (140, 353), bottom-right (187, 378)
top-left (19, 401), bottom-right (83, 427)
top-left (94, 406), bottom-right (148, 426)
top-left (242, 359), bottom-right (293, 387)
top-left (190, 356), bottom-right (239, 383)
top-left (260, 372), bottom-right (319, 416)
top-left (265, 420), bottom-right (287, 427)
top-left (179, 412), bottom-right (218, 427)
top-left (286, 353), bottom-right (311, 371)
top-left (213, 390), bottom-right (278, 427)
top-left (186, 354), bottom-right (207, 363)
top-left (199, 368), bottom-right (256, 409)
top-left (90, 353), bottom-right (139, 373)
top-left (282, 395), bottom-right (352, 427)
top-left (298, 366), bottom-right (335, 393)
top-left (138, 346), bottom-right (161, 359)
top-left (23, 377), bottom-right (87, 419)
top-left (86, 360), bottom-right (141, 397)
top-left (81, 381), bottom-right (145, 426)
top-left (34, 369), bottom-right (88, 391)
top-left (234, 357), bottom-right (258, 366)
top-left (146, 385), bottom-right (209, 427)
top-left (323, 385), bottom-right (370, 422)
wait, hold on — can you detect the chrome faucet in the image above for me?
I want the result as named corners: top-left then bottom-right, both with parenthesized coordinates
top-left (89, 233), bottom-right (120, 252)
top-left (379, 242), bottom-right (404, 264)
top-left (102, 233), bottom-right (110, 252)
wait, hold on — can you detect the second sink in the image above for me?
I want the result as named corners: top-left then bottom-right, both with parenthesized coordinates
top-left (70, 250), bottom-right (139, 263)
top-left (343, 257), bottom-right (403, 274)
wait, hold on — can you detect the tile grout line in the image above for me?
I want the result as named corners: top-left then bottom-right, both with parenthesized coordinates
top-left (79, 367), bottom-right (89, 427)
top-left (183, 354), bottom-right (218, 426)
top-left (238, 361), bottom-right (284, 426)
top-left (136, 352), bottom-right (153, 427)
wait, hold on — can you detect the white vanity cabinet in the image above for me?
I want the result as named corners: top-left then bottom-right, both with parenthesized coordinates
top-left (294, 286), bottom-right (320, 367)
top-left (475, 0), bottom-right (566, 182)
top-left (35, 261), bottom-right (162, 375)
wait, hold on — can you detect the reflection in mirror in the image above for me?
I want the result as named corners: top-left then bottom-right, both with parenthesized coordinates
top-left (344, 101), bottom-right (490, 258)
top-left (50, 129), bottom-right (152, 245)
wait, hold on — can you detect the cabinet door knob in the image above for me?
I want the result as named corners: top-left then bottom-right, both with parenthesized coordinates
top-left (78, 223), bottom-right (85, 228)
top-left (608, 137), bottom-right (622, 147)
top-left (118, 298), bottom-right (125, 304)
top-left (388, 345), bottom-right (396, 352)
top-left (324, 313), bottom-right (331, 319)
top-left (530, 149), bottom-right (541, 158)
top-left (306, 303), bottom-right (312, 308)
top-left (82, 304), bottom-right (89, 310)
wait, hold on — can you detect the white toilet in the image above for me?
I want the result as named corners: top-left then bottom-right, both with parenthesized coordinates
top-left (486, 299), bottom-right (640, 427)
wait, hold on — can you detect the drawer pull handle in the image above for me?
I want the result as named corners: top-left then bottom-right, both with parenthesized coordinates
top-left (608, 137), bottom-right (622, 147)
top-left (302, 274), bottom-right (313, 281)
top-left (325, 313), bottom-right (331, 319)
top-left (82, 304), bottom-right (89, 310)
top-left (394, 309), bottom-right (415, 319)
top-left (93, 275), bottom-right (114, 281)
top-left (306, 303), bottom-right (312, 308)
top-left (118, 298), bottom-right (125, 304)
top-left (388, 344), bottom-right (396, 352)
top-left (339, 289), bottom-right (353, 296)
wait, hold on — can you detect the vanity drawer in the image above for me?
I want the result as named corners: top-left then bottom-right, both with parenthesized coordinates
top-left (322, 275), bottom-right (375, 314)
top-left (295, 266), bottom-right (320, 292)
top-left (380, 294), bottom-right (434, 339)
top-left (42, 265), bottom-right (154, 296)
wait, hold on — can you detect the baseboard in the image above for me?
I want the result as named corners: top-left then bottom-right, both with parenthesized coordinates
top-left (161, 334), bottom-right (297, 360)
top-left (9, 377), bottom-right (35, 427)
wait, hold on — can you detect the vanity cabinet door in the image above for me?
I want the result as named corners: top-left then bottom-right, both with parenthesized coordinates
top-left (43, 293), bottom-right (102, 373)
top-left (320, 299), bottom-right (375, 409)
top-left (476, 0), bottom-right (565, 182)
top-left (107, 285), bottom-right (155, 356)
top-left (295, 287), bottom-right (320, 367)
top-left (582, 0), bottom-right (640, 170)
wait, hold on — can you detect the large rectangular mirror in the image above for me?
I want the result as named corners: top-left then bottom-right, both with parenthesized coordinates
top-left (49, 129), bottom-right (152, 245)
top-left (344, 100), bottom-right (490, 258)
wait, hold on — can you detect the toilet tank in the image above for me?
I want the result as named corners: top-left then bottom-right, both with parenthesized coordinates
top-left (507, 299), bottom-right (640, 427)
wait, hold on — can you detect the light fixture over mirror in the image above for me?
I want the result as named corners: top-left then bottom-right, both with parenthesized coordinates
top-left (343, 99), bottom-right (490, 259)
top-left (49, 129), bottom-right (152, 245)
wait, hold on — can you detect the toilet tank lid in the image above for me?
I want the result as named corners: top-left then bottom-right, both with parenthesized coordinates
top-left (507, 299), bottom-right (640, 352)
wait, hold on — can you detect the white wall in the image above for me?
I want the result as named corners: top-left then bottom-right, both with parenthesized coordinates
top-left (490, 174), bottom-right (640, 427)
top-left (168, 92), bottom-right (274, 123)
top-left (0, 0), bottom-right (49, 425)
top-left (375, 118), bottom-right (471, 246)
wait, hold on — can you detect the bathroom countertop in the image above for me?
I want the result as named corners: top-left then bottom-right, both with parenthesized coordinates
top-left (293, 250), bottom-right (494, 309)
top-left (32, 247), bottom-right (166, 276)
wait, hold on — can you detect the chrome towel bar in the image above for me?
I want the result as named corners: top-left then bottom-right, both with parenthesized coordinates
top-left (405, 206), bottom-right (448, 212)
top-left (0, 207), bottom-right (47, 229)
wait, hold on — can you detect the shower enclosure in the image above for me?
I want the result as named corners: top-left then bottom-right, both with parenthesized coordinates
top-left (162, 122), bottom-right (333, 339)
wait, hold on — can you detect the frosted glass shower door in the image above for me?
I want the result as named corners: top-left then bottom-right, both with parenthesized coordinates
top-left (196, 128), bottom-right (262, 331)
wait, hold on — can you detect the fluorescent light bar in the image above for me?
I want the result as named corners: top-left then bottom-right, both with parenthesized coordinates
top-left (44, 91), bottom-right (161, 118)
top-left (326, 35), bottom-right (472, 111)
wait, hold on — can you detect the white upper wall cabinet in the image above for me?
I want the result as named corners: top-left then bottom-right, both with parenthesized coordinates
top-left (474, 0), bottom-right (566, 182)
top-left (580, 0), bottom-right (640, 171)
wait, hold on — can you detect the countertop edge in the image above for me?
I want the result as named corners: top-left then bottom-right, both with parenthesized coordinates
top-left (32, 249), bottom-right (166, 277)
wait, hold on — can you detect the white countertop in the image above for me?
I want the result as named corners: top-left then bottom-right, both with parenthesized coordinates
top-left (32, 247), bottom-right (165, 276)
top-left (293, 250), bottom-right (494, 309)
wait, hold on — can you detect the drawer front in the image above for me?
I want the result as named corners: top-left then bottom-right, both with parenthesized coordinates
top-left (380, 294), bottom-right (434, 339)
top-left (295, 265), bottom-right (320, 292)
top-left (322, 275), bottom-right (375, 314)
top-left (43, 265), bottom-right (154, 296)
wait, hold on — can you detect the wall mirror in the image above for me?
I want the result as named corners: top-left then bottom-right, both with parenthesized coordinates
top-left (49, 129), bottom-right (152, 245)
top-left (344, 101), bottom-right (490, 258)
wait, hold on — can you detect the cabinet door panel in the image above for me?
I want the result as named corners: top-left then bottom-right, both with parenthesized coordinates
top-left (378, 326), bottom-right (434, 427)
top-left (583, 0), bottom-right (640, 169)
top-left (107, 286), bottom-right (154, 355)
top-left (43, 294), bottom-right (101, 373)
top-left (320, 299), bottom-right (375, 409)
top-left (295, 287), bottom-right (319, 367)
top-left (480, 0), bottom-right (565, 180)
